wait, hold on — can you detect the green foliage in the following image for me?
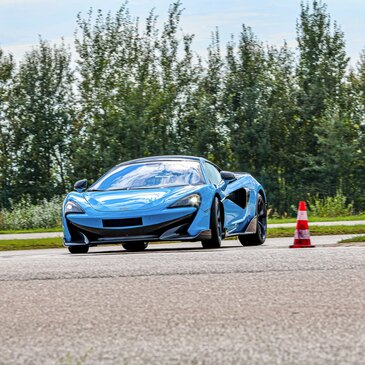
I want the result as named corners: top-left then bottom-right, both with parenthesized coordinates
top-left (224, 25), bottom-right (268, 173)
top-left (5, 40), bottom-right (74, 203)
top-left (0, 0), bottom-right (364, 217)
top-left (0, 196), bottom-right (62, 230)
top-left (297, 0), bottom-right (348, 121)
top-left (187, 29), bottom-right (231, 164)
top-left (294, 0), bottom-right (351, 203)
top-left (308, 190), bottom-right (353, 217)
top-left (0, 49), bottom-right (15, 208)
top-left (348, 51), bottom-right (365, 211)
top-left (72, 1), bottom-right (198, 179)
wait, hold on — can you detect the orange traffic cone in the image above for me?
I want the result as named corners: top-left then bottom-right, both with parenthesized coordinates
top-left (290, 201), bottom-right (315, 248)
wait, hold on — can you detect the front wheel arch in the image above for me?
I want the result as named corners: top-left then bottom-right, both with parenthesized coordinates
top-left (201, 196), bottom-right (223, 249)
top-left (258, 189), bottom-right (266, 204)
top-left (214, 193), bottom-right (225, 231)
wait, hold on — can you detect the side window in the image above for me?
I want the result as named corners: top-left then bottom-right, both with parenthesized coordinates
top-left (204, 163), bottom-right (222, 186)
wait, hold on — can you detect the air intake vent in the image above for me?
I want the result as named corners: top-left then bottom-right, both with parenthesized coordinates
top-left (103, 218), bottom-right (143, 228)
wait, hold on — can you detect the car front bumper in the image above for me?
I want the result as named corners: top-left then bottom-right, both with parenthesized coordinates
top-left (63, 207), bottom-right (212, 246)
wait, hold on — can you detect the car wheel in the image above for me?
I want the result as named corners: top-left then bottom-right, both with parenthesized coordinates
top-left (201, 197), bottom-right (222, 249)
top-left (122, 242), bottom-right (148, 251)
top-left (239, 194), bottom-right (267, 246)
top-left (68, 245), bottom-right (89, 254)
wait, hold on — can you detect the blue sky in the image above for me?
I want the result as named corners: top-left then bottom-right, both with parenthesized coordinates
top-left (0, 0), bottom-right (364, 65)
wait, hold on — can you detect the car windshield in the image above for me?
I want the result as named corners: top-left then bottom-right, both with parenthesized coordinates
top-left (88, 161), bottom-right (205, 191)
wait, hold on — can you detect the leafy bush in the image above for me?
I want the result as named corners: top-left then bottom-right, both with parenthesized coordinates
top-left (308, 190), bottom-right (353, 217)
top-left (0, 196), bottom-right (63, 230)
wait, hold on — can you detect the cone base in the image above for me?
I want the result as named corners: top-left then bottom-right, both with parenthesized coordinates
top-left (290, 244), bottom-right (315, 248)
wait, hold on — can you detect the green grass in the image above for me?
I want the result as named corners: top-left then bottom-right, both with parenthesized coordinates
top-left (1, 225), bottom-right (365, 251)
top-left (0, 237), bottom-right (63, 251)
top-left (267, 225), bottom-right (365, 237)
top-left (0, 227), bottom-right (62, 234)
top-left (339, 235), bottom-right (365, 243)
top-left (268, 213), bottom-right (365, 224)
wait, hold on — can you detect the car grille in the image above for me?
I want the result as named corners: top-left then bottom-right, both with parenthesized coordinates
top-left (102, 218), bottom-right (143, 228)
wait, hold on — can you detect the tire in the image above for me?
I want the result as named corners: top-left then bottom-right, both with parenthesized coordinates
top-left (239, 194), bottom-right (267, 246)
top-left (201, 197), bottom-right (223, 249)
top-left (122, 242), bottom-right (148, 252)
top-left (68, 245), bottom-right (89, 254)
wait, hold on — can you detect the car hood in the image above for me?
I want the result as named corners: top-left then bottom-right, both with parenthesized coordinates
top-left (83, 186), bottom-right (202, 212)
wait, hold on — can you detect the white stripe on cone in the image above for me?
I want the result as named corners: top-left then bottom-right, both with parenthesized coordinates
top-left (294, 229), bottom-right (311, 239)
top-left (297, 210), bottom-right (308, 221)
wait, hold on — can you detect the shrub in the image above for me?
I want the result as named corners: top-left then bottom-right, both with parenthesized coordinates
top-left (0, 196), bottom-right (63, 230)
top-left (308, 190), bottom-right (353, 217)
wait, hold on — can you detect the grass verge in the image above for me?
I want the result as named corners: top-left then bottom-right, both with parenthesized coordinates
top-left (339, 235), bottom-right (365, 244)
top-left (0, 227), bottom-right (62, 234)
top-left (267, 225), bottom-right (365, 238)
top-left (1, 225), bottom-right (365, 251)
top-left (0, 237), bottom-right (63, 251)
top-left (269, 213), bottom-right (365, 224)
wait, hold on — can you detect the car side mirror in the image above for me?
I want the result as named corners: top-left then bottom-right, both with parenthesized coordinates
top-left (220, 171), bottom-right (236, 183)
top-left (74, 179), bottom-right (88, 192)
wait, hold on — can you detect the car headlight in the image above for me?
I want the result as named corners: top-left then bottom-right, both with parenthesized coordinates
top-left (169, 194), bottom-right (201, 208)
top-left (64, 200), bottom-right (85, 214)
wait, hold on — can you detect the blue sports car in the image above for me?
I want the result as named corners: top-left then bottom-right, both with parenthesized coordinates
top-left (62, 155), bottom-right (267, 253)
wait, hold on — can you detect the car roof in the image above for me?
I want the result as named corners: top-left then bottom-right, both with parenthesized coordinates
top-left (119, 155), bottom-right (202, 165)
top-left (117, 155), bottom-right (222, 171)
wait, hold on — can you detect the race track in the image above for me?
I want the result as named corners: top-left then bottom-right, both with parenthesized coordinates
top-left (1, 239), bottom-right (365, 364)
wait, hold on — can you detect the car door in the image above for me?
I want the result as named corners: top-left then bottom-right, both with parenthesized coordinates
top-left (221, 174), bottom-right (255, 233)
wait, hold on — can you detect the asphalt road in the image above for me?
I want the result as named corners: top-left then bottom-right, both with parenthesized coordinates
top-left (1, 239), bottom-right (365, 365)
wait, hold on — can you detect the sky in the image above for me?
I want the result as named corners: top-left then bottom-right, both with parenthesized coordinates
top-left (0, 0), bottom-right (364, 65)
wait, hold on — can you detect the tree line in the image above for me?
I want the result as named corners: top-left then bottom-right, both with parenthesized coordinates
top-left (0, 0), bottom-right (364, 215)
